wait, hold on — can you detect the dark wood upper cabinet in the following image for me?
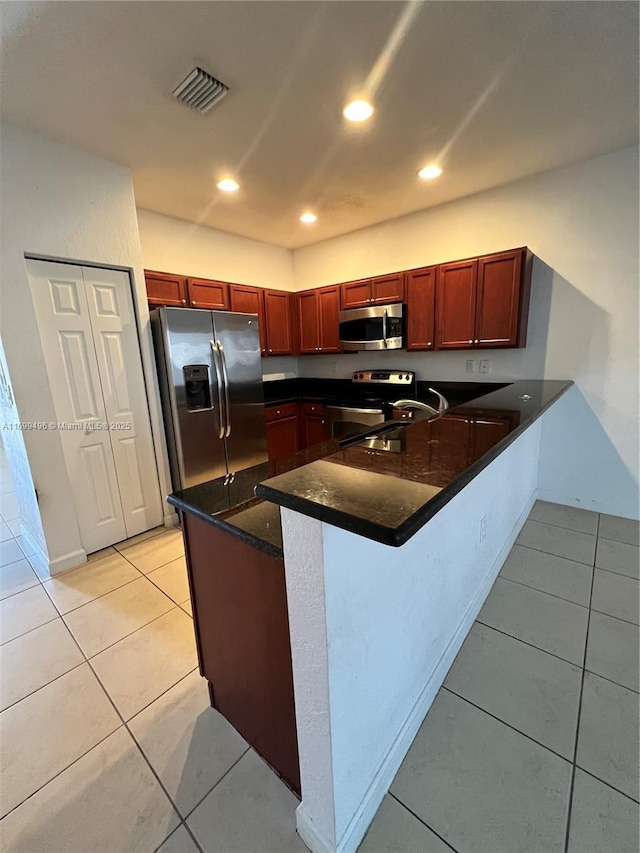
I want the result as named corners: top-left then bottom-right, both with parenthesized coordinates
top-left (263, 290), bottom-right (294, 355)
top-left (341, 274), bottom-right (405, 308)
top-left (297, 286), bottom-right (340, 354)
top-left (341, 279), bottom-right (372, 309)
top-left (371, 272), bottom-right (405, 304)
top-left (405, 266), bottom-right (436, 350)
top-left (229, 284), bottom-right (267, 355)
top-left (435, 259), bottom-right (478, 350)
top-left (297, 291), bottom-right (320, 354)
top-left (144, 270), bottom-right (188, 307)
top-left (186, 278), bottom-right (230, 311)
top-left (317, 286), bottom-right (340, 352)
top-left (475, 249), bottom-right (531, 348)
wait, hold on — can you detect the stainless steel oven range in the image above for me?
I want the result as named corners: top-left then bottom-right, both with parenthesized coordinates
top-left (325, 370), bottom-right (415, 440)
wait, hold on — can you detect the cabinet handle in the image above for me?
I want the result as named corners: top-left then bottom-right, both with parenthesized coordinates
top-left (427, 341), bottom-right (432, 346)
top-left (468, 339), bottom-right (473, 344)
top-left (181, 299), bottom-right (187, 305)
top-left (269, 349), bottom-right (273, 353)
top-left (192, 301), bottom-right (197, 306)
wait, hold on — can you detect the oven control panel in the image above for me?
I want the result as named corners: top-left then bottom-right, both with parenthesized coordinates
top-left (351, 370), bottom-right (414, 384)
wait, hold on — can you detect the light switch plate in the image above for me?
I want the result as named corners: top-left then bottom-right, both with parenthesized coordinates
top-left (479, 359), bottom-right (490, 374)
top-left (466, 359), bottom-right (476, 374)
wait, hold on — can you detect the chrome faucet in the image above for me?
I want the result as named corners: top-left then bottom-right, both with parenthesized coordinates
top-left (392, 387), bottom-right (449, 417)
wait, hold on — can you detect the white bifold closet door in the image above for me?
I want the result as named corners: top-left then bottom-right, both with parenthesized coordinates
top-left (28, 259), bottom-right (163, 554)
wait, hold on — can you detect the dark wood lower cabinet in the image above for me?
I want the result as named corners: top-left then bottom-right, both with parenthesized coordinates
top-left (266, 403), bottom-right (300, 461)
top-left (182, 511), bottom-right (300, 795)
top-left (302, 414), bottom-right (328, 448)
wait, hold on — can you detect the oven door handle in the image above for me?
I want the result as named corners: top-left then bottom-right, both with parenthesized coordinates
top-left (325, 405), bottom-right (385, 415)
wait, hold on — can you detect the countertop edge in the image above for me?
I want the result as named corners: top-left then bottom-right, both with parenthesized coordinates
top-left (256, 379), bottom-right (574, 547)
top-left (166, 496), bottom-right (284, 560)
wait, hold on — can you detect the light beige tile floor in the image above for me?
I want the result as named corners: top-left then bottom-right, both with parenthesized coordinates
top-left (0, 466), bottom-right (638, 853)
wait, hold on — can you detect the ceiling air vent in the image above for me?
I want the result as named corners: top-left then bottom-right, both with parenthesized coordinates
top-left (172, 67), bottom-right (229, 114)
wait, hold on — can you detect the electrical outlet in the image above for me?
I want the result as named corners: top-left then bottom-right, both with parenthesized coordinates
top-left (479, 359), bottom-right (490, 375)
top-left (466, 359), bottom-right (476, 374)
top-left (479, 515), bottom-right (487, 543)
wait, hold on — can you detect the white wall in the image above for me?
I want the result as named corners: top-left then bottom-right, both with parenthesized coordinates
top-left (137, 209), bottom-right (300, 380)
top-left (283, 419), bottom-right (542, 853)
top-left (293, 147), bottom-right (639, 518)
top-left (0, 123), bottom-right (173, 573)
top-left (137, 209), bottom-right (295, 290)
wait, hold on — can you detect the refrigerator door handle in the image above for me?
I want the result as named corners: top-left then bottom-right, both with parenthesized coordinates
top-left (216, 340), bottom-right (232, 437)
top-left (209, 341), bottom-right (225, 439)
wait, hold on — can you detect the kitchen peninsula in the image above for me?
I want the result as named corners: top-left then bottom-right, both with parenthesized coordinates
top-left (168, 378), bottom-right (573, 853)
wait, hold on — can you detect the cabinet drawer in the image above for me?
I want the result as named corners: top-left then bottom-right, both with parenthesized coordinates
top-left (302, 401), bottom-right (326, 416)
top-left (265, 402), bottom-right (298, 422)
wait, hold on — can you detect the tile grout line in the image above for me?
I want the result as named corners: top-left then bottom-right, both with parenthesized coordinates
top-left (592, 563), bottom-right (640, 581)
top-left (575, 765), bottom-right (640, 806)
top-left (62, 598), bottom-right (180, 660)
top-left (563, 511), bottom-right (599, 853)
top-left (387, 792), bottom-right (459, 853)
top-left (497, 573), bottom-right (591, 610)
top-left (515, 541), bottom-right (595, 566)
top-left (474, 619), bottom-right (583, 668)
top-left (181, 745), bottom-right (252, 824)
top-left (500, 571), bottom-right (639, 626)
top-left (528, 514), bottom-right (599, 536)
top-left (441, 686), bottom-right (573, 766)
top-left (41, 566), bottom-right (147, 616)
top-left (36, 601), bottom-right (205, 853)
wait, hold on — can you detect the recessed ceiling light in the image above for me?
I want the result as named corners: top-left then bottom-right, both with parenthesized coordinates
top-left (343, 99), bottom-right (374, 122)
top-left (217, 178), bottom-right (240, 192)
top-left (418, 164), bottom-right (442, 180)
top-left (300, 212), bottom-right (317, 224)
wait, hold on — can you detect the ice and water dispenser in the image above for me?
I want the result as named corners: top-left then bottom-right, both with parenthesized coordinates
top-left (183, 365), bottom-right (212, 412)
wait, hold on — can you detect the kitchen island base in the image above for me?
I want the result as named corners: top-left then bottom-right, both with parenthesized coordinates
top-left (282, 419), bottom-right (542, 853)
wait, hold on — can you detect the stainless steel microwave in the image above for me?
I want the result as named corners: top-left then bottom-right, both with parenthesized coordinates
top-left (338, 303), bottom-right (404, 351)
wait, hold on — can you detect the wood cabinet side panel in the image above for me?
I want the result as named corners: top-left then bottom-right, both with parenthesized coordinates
top-left (182, 512), bottom-right (300, 795)
top-left (405, 266), bottom-right (436, 350)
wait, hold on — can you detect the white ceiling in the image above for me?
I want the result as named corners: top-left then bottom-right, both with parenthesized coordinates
top-left (1, 1), bottom-right (638, 249)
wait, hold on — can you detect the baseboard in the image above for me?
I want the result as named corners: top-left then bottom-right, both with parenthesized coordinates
top-left (332, 488), bottom-right (538, 853)
top-left (20, 526), bottom-right (53, 579)
top-left (164, 511), bottom-right (179, 527)
top-left (47, 547), bottom-right (88, 577)
top-left (296, 805), bottom-right (335, 853)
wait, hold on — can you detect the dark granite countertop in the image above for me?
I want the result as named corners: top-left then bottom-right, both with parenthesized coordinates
top-left (262, 377), bottom-right (507, 408)
top-left (168, 379), bottom-right (572, 555)
top-left (167, 439), bottom-right (341, 559)
top-left (256, 380), bottom-right (573, 546)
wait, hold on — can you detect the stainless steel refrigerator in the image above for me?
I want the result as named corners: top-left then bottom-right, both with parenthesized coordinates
top-left (151, 306), bottom-right (268, 490)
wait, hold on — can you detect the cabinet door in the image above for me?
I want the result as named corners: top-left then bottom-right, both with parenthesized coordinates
top-left (145, 270), bottom-right (188, 307)
top-left (263, 290), bottom-right (294, 355)
top-left (302, 415), bottom-right (328, 449)
top-left (435, 259), bottom-right (478, 349)
top-left (266, 416), bottom-right (300, 461)
top-left (230, 284), bottom-right (267, 355)
top-left (475, 250), bottom-right (523, 348)
top-left (187, 278), bottom-right (230, 310)
top-left (341, 280), bottom-right (371, 308)
top-left (468, 417), bottom-right (512, 462)
top-left (429, 415), bottom-right (471, 485)
top-left (371, 272), bottom-right (405, 304)
top-left (317, 286), bottom-right (340, 352)
top-left (405, 266), bottom-right (436, 350)
top-left (297, 291), bottom-right (320, 353)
